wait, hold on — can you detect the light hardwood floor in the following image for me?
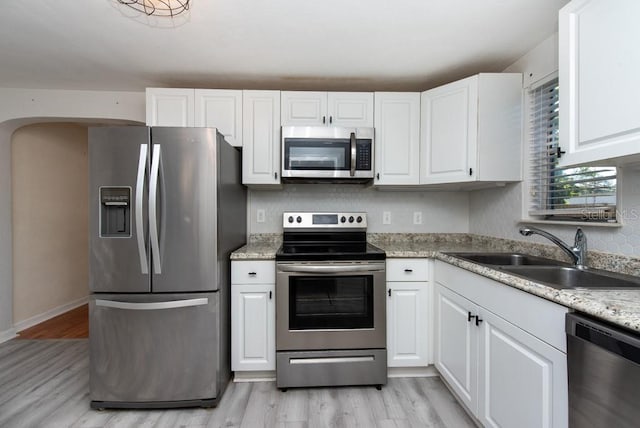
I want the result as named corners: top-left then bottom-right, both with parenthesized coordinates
top-left (0, 339), bottom-right (476, 428)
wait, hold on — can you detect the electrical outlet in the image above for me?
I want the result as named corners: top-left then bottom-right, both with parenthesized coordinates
top-left (413, 211), bottom-right (422, 225)
top-left (383, 211), bottom-right (391, 225)
top-left (256, 209), bottom-right (265, 223)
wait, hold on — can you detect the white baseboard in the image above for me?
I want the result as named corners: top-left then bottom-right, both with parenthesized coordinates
top-left (388, 365), bottom-right (439, 378)
top-left (14, 295), bottom-right (89, 333)
top-left (0, 328), bottom-right (17, 344)
top-left (233, 371), bottom-right (276, 382)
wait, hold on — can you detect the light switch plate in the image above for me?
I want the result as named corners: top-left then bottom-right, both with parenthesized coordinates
top-left (383, 211), bottom-right (391, 225)
top-left (413, 212), bottom-right (422, 225)
top-left (256, 209), bottom-right (265, 223)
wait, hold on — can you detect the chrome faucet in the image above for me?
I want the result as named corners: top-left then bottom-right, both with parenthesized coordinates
top-left (519, 226), bottom-right (587, 267)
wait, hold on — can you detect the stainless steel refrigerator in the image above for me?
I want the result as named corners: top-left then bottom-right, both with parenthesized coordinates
top-left (88, 126), bottom-right (246, 409)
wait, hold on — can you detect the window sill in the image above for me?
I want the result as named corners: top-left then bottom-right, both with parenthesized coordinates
top-left (519, 218), bottom-right (623, 228)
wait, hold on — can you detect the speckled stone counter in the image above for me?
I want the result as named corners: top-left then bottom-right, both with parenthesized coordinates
top-left (371, 233), bottom-right (640, 333)
top-left (231, 233), bottom-right (640, 332)
top-left (230, 234), bottom-right (281, 260)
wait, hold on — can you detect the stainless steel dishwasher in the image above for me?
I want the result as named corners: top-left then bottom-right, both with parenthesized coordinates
top-left (566, 313), bottom-right (640, 428)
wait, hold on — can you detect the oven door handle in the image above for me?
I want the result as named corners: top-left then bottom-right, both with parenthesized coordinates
top-left (278, 265), bottom-right (384, 274)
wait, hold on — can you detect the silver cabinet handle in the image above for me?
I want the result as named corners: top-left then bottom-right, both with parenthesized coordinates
top-left (135, 144), bottom-right (148, 274)
top-left (350, 132), bottom-right (356, 177)
top-left (149, 144), bottom-right (162, 274)
top-left (95, 298), bottom-right (208, 310)
top-left (278, 265), bottom-right (383, 274)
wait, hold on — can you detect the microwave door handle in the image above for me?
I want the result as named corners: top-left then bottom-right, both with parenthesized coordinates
top-left (350, 132), bottom-right (356, 177)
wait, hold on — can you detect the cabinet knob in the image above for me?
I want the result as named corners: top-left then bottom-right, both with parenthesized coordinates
top-left (329, 116), bottom-right (333, 124)
top-left (388, 289), bottom-right (392, 297)
top-left (475, 317), bottom-right (483, 326)
top-left (274, 172), bottom-right (278, 180)
top-left (469, 168), bottom-right (473, 176)
top-left (269, 291), bottom-right (273, 299)
top-left (468, 311), bottom-right (473, 322)
top-left (404, 269), bottom-right (413, 273)
top-left (248, 272), bottom-right (257, 276)
top-left (376, 173), bottom-right (380, 180)
top-left (322, 116), bottom-right (326, 124)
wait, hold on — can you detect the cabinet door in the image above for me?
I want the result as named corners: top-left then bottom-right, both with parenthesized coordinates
top-left (374, 92), bottom-right (421, 185)
top-left (146, 88), bottom-right (195, 127)
top-left (387, 281), bottom-right (430, 367)
top-left (420, 76), bottom-right (478, 183)
top-left (478, 309), bottom-right (568, 428)
top-left (559, 0), bottom-right (640, 166)
top-left (194, 89), bottom-right (243, 147)
top-left (327, 92), bottom-right (374, 127)
top-left (281, 91), bottom-right (327, 126)
top-left (231, 283), bottom-right (275, 371)
top-left (434, 284), bottom-right (479, 414)
top-left (242, 90), bottom-right (281, 185)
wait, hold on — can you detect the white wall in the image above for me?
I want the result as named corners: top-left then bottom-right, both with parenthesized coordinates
top-left (12, 123), bottom-right (89, 325)
top-left (248, 185), bottom-right (469, 234)
top-left (469, 34), bottom-right (640, 256)
top-left (0, 88), bottom-right (144, 342)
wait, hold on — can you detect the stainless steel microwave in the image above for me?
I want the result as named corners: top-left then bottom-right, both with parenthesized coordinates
top-left (281, 126), bottom-right (374, 181)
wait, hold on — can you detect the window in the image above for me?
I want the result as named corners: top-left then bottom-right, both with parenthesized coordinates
top-left (529, 77), bottom-right (617, 222)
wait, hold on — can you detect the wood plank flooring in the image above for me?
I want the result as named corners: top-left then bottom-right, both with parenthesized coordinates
top-left (0, 339), bottom-right (476, 428)
top-left (17, 304), bottom-right (88, 339)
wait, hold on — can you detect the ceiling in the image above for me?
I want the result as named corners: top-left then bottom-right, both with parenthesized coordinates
top-left (0, 0), bottom-right (569, 93)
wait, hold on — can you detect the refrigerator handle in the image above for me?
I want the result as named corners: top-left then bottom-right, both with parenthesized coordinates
top-left (149, 143), bottom-right (162, 274)
top-left (95, 298), bottom-right (209, 310)
top-left (135, 144), bottom-right (149, 274)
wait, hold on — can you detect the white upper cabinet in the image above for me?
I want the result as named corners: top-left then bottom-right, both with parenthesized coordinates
top-left (146, 88), bottom-right (243, 146)
top-left (242, 90), bottom-right (281, 185)
top-left (374, 92), bottom-right (421, 185)
top-left (420, 73), bottom-right (522, 184)
top-left (194, 89), bottom-right (243, 147)
top-left (559, 0), bottom-right (640, 166)
top-left (281, 91), bottom-right (373, 127)
top-left (146, 88), bottom-right (195, 127)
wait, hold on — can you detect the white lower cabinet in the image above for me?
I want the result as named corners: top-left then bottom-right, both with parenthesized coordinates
top-left (231, 261), bottom-right (276, 372)
top-left (435, 261), bottom-right (568, 427)
top-left (386, 259), bottom-right (431, 367)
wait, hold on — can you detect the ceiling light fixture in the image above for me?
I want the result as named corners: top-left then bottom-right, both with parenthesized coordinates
top-left (117, 0), bottom-right (190, 17)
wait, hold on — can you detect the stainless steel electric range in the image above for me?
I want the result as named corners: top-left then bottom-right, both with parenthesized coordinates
top-left (275, 212), bottom-right (387, 390)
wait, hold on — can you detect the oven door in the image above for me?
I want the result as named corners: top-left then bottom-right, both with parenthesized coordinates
top-left (276, 261), bottom-right (386, 351)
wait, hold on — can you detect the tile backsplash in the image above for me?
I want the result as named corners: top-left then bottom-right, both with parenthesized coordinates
top-left (248, 184), bottom-right (469, 234)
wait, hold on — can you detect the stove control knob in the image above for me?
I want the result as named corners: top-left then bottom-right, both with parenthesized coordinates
top-left (349, 216), bottom-right (354, 223)
top-left (341, 216), bottom-right (346, 223)
top-left (288, 216), bottom-right (294, 223)
top-left (296, 216), bottom-right (302, 223)
top-left (357, 216), bottom-right (363, 223)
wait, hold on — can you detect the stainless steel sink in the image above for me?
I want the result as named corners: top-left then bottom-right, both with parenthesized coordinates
top-left (446, 252), bottom-right (559, 266)
top-left (446, 252), bottom-right (640, 290)
top-left (500, 265), bottom-right (640, 290)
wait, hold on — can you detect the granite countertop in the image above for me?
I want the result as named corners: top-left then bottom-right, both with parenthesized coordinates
top-left (231, 233), bottom-right (640, 332)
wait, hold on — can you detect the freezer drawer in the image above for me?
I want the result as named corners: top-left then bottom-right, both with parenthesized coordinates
top-left (90, 293), bottom-right (220, 408)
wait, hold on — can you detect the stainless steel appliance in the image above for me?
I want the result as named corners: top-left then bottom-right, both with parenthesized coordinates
top-left (88, 126), bottom-right (246, 409)
top-left (566, 312), bottom-right (640, 427)
top-left (275, 212), bottom-right (386, 389)
top-left (281, 126), bottom-right (374, 182)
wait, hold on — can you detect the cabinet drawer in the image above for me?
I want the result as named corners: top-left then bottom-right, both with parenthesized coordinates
top-left (231, 260), bottom-right (276, 284)
top-left (386, 259), bottom-right (429, 282)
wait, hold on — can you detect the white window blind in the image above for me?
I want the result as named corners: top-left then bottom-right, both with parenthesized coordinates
top-left (529, 78), bottom-right (617, 222)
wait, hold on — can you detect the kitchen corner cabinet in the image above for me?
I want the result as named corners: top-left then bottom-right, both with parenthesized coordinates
top-left (558, 0), bottom-right (640, 166)
top-left (145, 88), bottom-right (243, 147)
top-left (420, 73), bottom-right (522, 184)
top-left (386, 259), bottom-right (431, 367)
top-left (281, 91), bottom-right (373, 127)
top-left (242, 90), bottom-right (281, 185)
top-left (374, 93), bottom-right (421, 185)
top-left (146, 88), bottom-right (195, 127)
top-left (434, 261), bottom-right (568, 428)
top-left (231, 260), bottom-right (276, 372)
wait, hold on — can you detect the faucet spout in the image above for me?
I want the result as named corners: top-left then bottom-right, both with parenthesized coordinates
top-left (519, 226), bottom-right (587, 267)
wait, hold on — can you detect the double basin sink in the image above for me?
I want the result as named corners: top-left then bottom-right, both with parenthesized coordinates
top-left (446, 252), bottom-right (640, 290)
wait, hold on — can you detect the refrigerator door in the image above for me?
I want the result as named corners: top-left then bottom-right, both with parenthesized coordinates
top-left (89, 126), bottom-right (150, 293)
top-left (148, 127), bottom-right (220, 292)
top-left (89, 293), bottom-right (219, 406)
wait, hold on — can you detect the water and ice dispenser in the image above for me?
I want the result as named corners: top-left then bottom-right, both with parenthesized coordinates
top-left (100, 187), bottom-right (131, 237)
